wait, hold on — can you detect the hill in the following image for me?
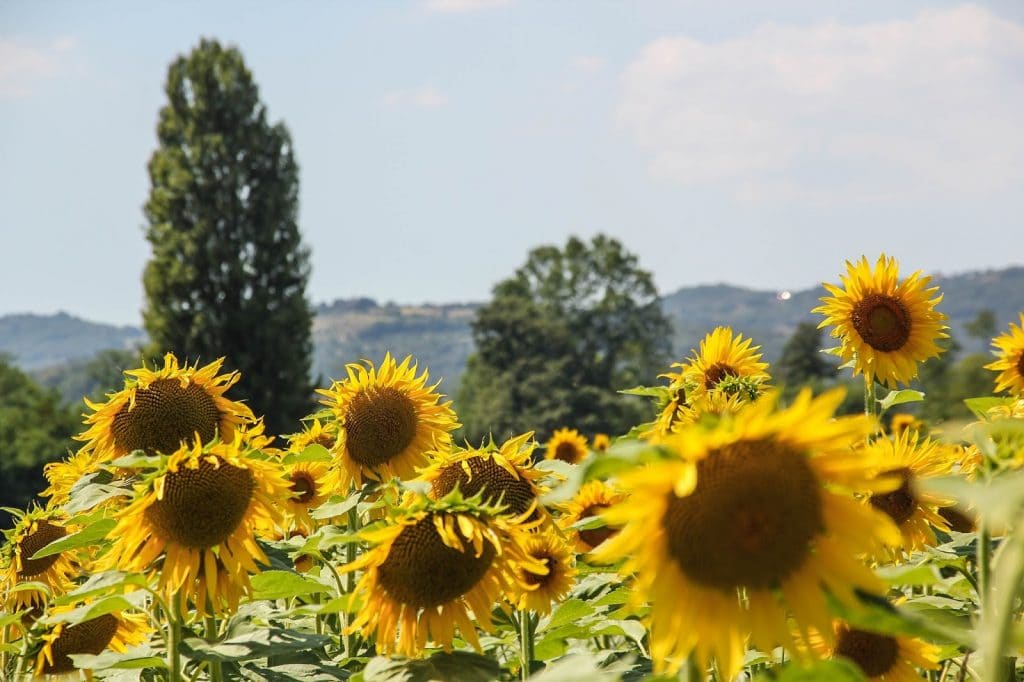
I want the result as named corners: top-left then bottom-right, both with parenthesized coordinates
top-left (7, 266), bottom-right (1024, 403)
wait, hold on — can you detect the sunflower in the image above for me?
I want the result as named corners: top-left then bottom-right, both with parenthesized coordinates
top-left (680, 327), bottom-right (770, 392)
top-left (280, 459), bottom-right (336, 533)
top-left (591, 388), bottom-right (901, 678)
top-left (103, 434), bottom-right (289, 616)
top-left (866, 430), bottom-right (958, 558)
top-left (33, 604), bottom-right (149, 678)
top-left (986, 313), bottom-right (1024, 395)
top-left (814, 255), bottom-right (948, 388)
top-left (286, 418), bottom-right (339, 452)
top-left (557, 480), bottom-right (626, 553)
top-left (41, 449), bottom-right (100, 508)
top-left (318, 354), bottom-right (459, 490)
top-left (340, 496), bottom-right (544, 657)
top-left (77, 353), bottom-right (254, 462)
top-left (592, 433), bottom-right (611, 453)
top-left (419, 432), bottom-right (548, 520)
top-left (808, 621), bottom-right (941, 681)
top-left (888, 413), bottom-right (923, 437)
top-left (512, 530), bottom-right (576, 614)
top-left (544, 428), bottom-right (588, 465)
top-left (1, 509), bottom-right (81, 612)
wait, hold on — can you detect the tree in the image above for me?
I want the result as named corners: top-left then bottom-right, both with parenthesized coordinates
top-left (457, 235), bottom-right (673, 442)
top-left (966, 309), bottom-right (997, 341)
top-left (142, 39), bottom-right (314, 434)
top-left (0, 356), bottom-right (78, 524)
top-left (776, 322), bottom-right (836, 389)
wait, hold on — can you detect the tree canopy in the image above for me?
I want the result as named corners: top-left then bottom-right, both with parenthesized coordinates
top-left (457, 235), bottom-right (672, 443)
top-left (142, 39), bottom-right (314, 434)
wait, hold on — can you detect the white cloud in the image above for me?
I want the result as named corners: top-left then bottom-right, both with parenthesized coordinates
top-left (0, 37), bottom-right (76, 99)
top-left (424, 0), bottom-right (512, 13)
top-left (618, 6), bottom-right (1024, 203)
top-left (382, 85), bottom-right (448, 111)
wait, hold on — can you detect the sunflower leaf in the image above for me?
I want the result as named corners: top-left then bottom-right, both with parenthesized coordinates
top-left (876, 389), bottom-right (925, 413)
top-left (311, 495), bottom-right (360, 520)
top-left (544, 598), bottom-right (596, 630)
top-left (762, 658), bottom-right (866, 681)
top-left (251, 570), bottom-right (331, 600)
top-left (360, 651), bottom-right (500, 682)
top-left (963, 396), bottom-right (1016, 420)
top-left (284, 444), bottom-right (332, 465)
top-left (29, 518), bottom-right (115, 560)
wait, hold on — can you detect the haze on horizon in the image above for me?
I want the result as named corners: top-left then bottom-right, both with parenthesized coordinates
top-left (1, 0), bottom-right (1022, 327)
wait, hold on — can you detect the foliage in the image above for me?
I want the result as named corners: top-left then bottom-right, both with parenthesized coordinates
top-left (141, 39), bottom-right (314, 435)
top-left (34, 349), bottom-right (144, 407)
top-left (776, 322), bottom-right (836, 390)
top-left (0, 356), bottom-right (77, 522)
top-left (457, 235), bottom-right (672, 442)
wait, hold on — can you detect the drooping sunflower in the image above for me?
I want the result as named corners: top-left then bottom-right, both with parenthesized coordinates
top-left (512, 530), bottom-right (576, 614)
top-left (591, 388), bottom-right (901, 678)
top-left (340, 495), bottom-right (545, 657)
top-left (592, 433), bottom-right (611, 453)
top-left (33, 604), bottom-right (149, 678)
top-left (680, 327), bottom-right (770, 392)
top-left (557, 480), bottom-right (626, 553)
top-left (544, 428), bottom-right (588, 465)
top-left (986, 313), bottom-right (1024, 396)
top-left (318, 354), bottom-right (459, 490)
top-left (808, 621), bottom-right (941, 682)
top-left (419, 432), bottom-right (548, 520)
top-left (866, 430), bottom-right (958, 558)
top-left (1, 509), bottom-right (81, 612)
top-left (814, 255), bottom-right (948, 388)
top-left (77, 353), bottom-right (255, 462)
top-left (104, 434), bottom-right (290, 616)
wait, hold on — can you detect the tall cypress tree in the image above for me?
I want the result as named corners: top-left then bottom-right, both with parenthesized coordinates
top-left (143, 39), bottom-right (313, 434)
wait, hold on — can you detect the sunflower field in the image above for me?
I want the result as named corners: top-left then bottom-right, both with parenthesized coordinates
top-left (5, 254), bottom-right (1024, 681)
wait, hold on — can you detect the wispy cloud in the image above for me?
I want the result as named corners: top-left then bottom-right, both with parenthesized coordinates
top-left (424, 0), bottom-right (513, 13)
top-left (382, 85), bottom-right (448, 111)
top-left (0, 36), bottom-right (77, 99)
top-left (618, 6), bottom-right (1024, 204)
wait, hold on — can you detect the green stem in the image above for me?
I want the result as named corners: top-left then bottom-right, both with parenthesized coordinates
top-left (167, 601), bottom-right (183, 682)
top-left (518, 611), bottom-right (534, 681)
top-left (977, 523), bottom-right (991, 602)
top-left (863, 373), bottom-right (877, 423)
top-left (344, 504), bottom-right (360, 659)
top-left (204, 615), bottom-right (223, 682)
top-left (978, 517), bottom-right (1024, 682)
top-left (682, 651), bottom-right (705, 682)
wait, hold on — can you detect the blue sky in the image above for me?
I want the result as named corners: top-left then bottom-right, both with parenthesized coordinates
top-left (1, 0), bottom-right (1022, 325)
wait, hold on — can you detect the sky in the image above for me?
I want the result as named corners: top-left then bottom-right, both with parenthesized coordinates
top-left (1, 0), bottom-right (1022, 326)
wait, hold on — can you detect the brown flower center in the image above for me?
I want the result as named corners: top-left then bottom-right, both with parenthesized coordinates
top-left (313, 432), bottom-right (336, 449)
top-left (869, 467), bottom-right (916, 526)
top-left (939, 506), bottom-right (975, 533)
top-left (661, 438), bottom-right (823, 590)
top-left (851, 293), bottom-right (912, 352)
top-left (377, 514), bottom-right (495, 608)
top-left (553, 441), bottom-right (583, 464)
top-left (430, 456), bottom-right (537, 518)
top-left (290, 471), bottom-right (317, 504)
top-left (833, 627), bottom-right (899, 677)
top-left (1016, 352), bottom-right (1024, 379)
top-left (41, 614), bottom-right (119, 674)
top-left (578, 504), bottom-right (617, 550)
top-left (145, 457), bottom-right (255, 548)
top-left (704, 362), bottom-right (737, 389)
top-left (112, 379), bottom-right (221, 455)
top-left (344, 387), bottom-right (418, 467)
top-left (18, 520), bottom-right (67, 578)
top-left (524, 554), bottom-right (554, 587)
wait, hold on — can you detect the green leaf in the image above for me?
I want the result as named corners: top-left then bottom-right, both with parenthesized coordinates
top-left (70, 647), bottom-right (166, 671)
top-left (180, 627), bottom-right (329, 663)
top-left (619, 386), bottom-right (669, 398)
top-left (876, 389), bottom-right (925, 413)
top-left (964, 396), bottom-right (1015, 420)
top-left (875, 563), bottom-right (941, 586)
top-left (283, 444), bottom-right (332, 465)
top-left (527, 653), bottom-right (632, 681)
top-left (56, 570), bottom-right (149, 604)
top-left (763, 658), bottom-right (866, 681)
top-left (311, 495), bottom-right (360, 520)
top-left (251, 570), bottom-right (331, 600)
top-left (923, 471), bottom-right (1024, 529)
top-left (45, 595), bottom-right (140, 626)
top-left (544, 598), bottom-right (596, 630)
top-left (361, 651), bottom-right (500, 682)
top-left (241, 662), bottom-right (349, 681)
top-left (30, 519), bottom-right (115, 560)
top-left (108, 451), bottom-right (165, 469)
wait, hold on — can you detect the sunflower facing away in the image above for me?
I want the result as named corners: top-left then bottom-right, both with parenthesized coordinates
top-left (808, 620), bottom-right (941, 682)
top-left (104, 434), bottom-right (289, 616)
top-left (77, 353), bottom-right (254, 462)
top-left (678, 327), bottom-right (771, 393)
top-left (420, 432), bottom-right (548, 520)
top-left (558, 479), bottom-right (626, 553)
top-left (340, 494), bottom-right (545, 657)
top-left (986, 313), bottom-right (1024, 396)
top-left (1, 508), bottom-right (81, 613)
top-left (318, 354), bottom-right (459, 490)
top-left (815, 255), bottom-right (948, 388)
top-left (33, 603), bottom-right (149, 678)
top-left (512, 530), bottom-right (576, 614)
top-left (866, 430), bottom-right (958, 558)
top-left (544, 428), bottom-right (588, 465)
top-left (591, 388), bottom-right (901, 678)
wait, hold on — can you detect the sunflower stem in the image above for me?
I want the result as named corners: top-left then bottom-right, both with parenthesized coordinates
top-left (863, 373), bottom-right (876, 422)
top-left (167, 599), bottom-right (183, 682)
top-left (977, 515), bottom-right (1024, 682)
top-left (344, 504), bottom-right (360, 659)
top-left (682, 652), bottom-right (705, 682)
top-left (204, 615), bottom-right (223, 682)
top-left (517, 610), bottom-right (534, 681)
